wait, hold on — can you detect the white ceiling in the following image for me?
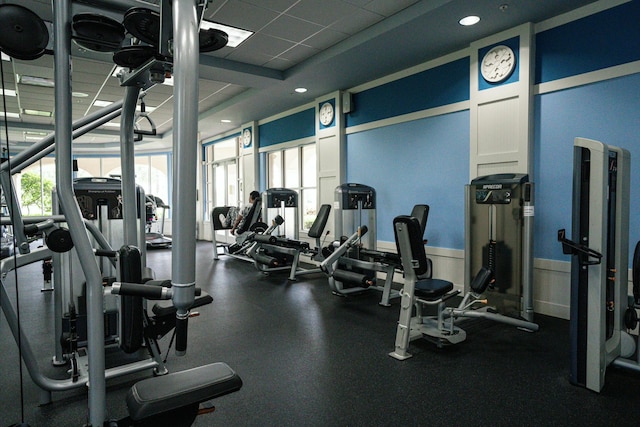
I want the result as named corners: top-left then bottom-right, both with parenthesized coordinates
top-left (1, 0), bottom-right (599, 151)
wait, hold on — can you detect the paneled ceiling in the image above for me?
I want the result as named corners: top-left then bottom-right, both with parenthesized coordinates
top-left (0, 0), bottom-right (599, 151)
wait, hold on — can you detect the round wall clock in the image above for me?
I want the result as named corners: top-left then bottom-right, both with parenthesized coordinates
top-left (481, 45), bottom-right (516, 83)
top-left (242, 128), bottom-right (252, 147)
top-left (319, 101), bottom-right (335, 126)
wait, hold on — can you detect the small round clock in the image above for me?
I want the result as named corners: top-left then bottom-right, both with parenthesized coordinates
top-left (319, 102), bottom-right (334, 126)
top-left (481, 45), bottom-right (516, 83)
top-left (242, 128), bottom-right (252, 147)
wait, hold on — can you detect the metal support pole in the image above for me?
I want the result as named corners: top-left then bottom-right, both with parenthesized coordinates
top-left (120, 86), bottom-right (141, 247)
top-left (522, 182), bottom-right (535, 322)
top-left (53, 1), bottom-right (106, 425)
top-left (171, 0), bottom-right (199, 356)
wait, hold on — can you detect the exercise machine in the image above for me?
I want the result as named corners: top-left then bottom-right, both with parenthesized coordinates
top-left (210, 195), bottom-right (265, 260)
top-left (0, 1), bottom-right (242, 425)
top-left (321, 185), bottom-right (429, 306)
top-left (558, 137), bottom-right (639, 392)
top-left (145, 194), bottom-right (172, 248)
top-left (465, 173), bottom-right (535, 321)
top-left (389, 215), bottom-right (539, 360)
top-left (249, 204), bottom-right (331, 280)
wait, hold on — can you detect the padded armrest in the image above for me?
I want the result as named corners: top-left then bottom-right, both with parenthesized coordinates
top-left (127, 362), bottom-right (242, 421)
top-left (151, 291), bottom-right (213, 318)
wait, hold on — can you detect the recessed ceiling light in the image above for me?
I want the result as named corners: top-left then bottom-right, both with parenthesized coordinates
top-left (221, 119), bottom-right (232, 123)
top-left (18, 75), bottom-right (55, 88)
top-left (459, 15), bottom-right (480, 26)
top-left (72, 92), bottom-right (89, 98)
top-left (23, 109), bottom-right (53, 117)
top-left (0, 111), bottom-right (20, 118)
top-left (294, 87), bottom-right (307, 93)
top-left (0, 89), bottom-right (16, 97)
top-left (103, 122), bottom-right (120, 128)
top-left (200, 20), bottom-right (253, 48)
top-left (1, 52), bottom-right (10, 61)
top-left (93, 100), bottom-right (113, 107)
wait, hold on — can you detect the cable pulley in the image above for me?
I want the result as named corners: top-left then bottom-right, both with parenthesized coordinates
top-left (72, 13), bottom-right (125, 53)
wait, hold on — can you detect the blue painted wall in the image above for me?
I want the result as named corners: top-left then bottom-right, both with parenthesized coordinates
top-left (535, 0), bottom-right (640, 83)
top-left (346, 57), bottom-right (469, 127)
top-left (534, 72), bottom-right (640, 261)
top-left (346, 110), bottom-right (469, 247)
top-left (259, 108), bottom-right (315, 147)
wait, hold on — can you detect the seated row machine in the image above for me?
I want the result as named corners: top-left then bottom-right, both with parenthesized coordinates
top-left (389, 215), bottom-right (538, 360)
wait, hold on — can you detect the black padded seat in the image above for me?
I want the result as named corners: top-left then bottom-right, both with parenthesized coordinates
top-left (414, 278), bottom-right (453, 299)
top-left (126, 362), bottom-right (242, 421)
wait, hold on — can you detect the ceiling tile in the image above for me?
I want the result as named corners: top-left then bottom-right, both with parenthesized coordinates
top-left (363, 0), bottom-right (420, 16)
top-left (287, 0), bottom-right (364, 27)
top-left (261, 14), bottom-right (324, 43)
top-left (302, 27), bottom-right (350, 50)
top-left (329, 7), bottom-right (384, 34)
top-left (207, 0), bottom-right (279, 32)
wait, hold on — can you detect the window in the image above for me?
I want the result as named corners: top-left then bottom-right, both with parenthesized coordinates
top-left (203, 137), bottom-right (238, 221)
top-left (266, 144), bottom-right (317, 230)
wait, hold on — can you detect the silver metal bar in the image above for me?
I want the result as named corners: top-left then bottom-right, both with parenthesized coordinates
top-left (171, 0), bottom-right (199, 356)
top-left (53, 1), bottom-right (106, 424)
top-left (3, 102), bottom-right (123, 174)
top-left (120, 86), bottom-right (141, 248)
top-left (522, 182), bottom-right (535, 322)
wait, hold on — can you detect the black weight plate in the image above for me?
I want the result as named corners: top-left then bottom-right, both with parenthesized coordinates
top-left (113, 45), bottom-right (156, 69)
top-left (73, 13), bottom-right (125, 52)
top-left (46, 227), bottom-right (74, 253)
top-left (200, 28), bottom-right (228, 52)
top-left (0, 4), bottom-right (49, 60)
top-left (123, 7), bottom-right (160, 46)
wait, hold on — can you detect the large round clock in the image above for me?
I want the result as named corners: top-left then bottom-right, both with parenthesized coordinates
top-left (319, 102), bottom-right (334, 126)
top-left (242, 128), bottom-right (252, 147)
top-left (481, 45), bottom-right (516, 83)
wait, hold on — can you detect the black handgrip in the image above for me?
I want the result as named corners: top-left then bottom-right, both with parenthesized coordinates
top-left (175, 315), bottom-right (188, 355)
top-left (95, 249), bottom-right (117, 258)
top-left (114, 282), bottom-right (167, 299)
top-left (360, 225), bottom-right (368, 236)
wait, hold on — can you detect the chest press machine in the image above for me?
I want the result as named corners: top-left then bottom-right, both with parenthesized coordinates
top-left (0, 1), bottom-right (243, 425)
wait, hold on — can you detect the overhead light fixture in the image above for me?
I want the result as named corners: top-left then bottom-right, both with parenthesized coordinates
top-left (294, 87), bottom-right (307, 93)
top-left (221, 119), bottom-right (232, 123)
top-left (24, 131), bottom-right (48, 141)
top-left (22, 109), bottom-right (53, 117)
top-left (459, 15), bottom-right (480, 26)
top-left (0, 89), bottom-right (16, 97)
top-left (0, 111), bottom-right (20, 118)
top-left (200, 20), bottom-right (253, 48)
top-left (93, 100), bottom-right (113, 107)
top-left (72, 92), bottom-right (89, 98)
top-left (18, 75), bottom-right (55, 88)
top-left (103, 122), bottom-right (120, 128)
top-left (1, 52), bottom-right (10, 61)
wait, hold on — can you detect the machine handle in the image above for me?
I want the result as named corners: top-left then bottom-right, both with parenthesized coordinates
top-left (557, 229), bottom-right (602, 265)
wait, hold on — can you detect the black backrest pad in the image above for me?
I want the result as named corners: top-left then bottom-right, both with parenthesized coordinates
top-left (410, 204), bottom-right (429, 236)
top-left (393, 215), bottom-right (429, 276)
top-left (237, 197), bottom-right (261, 234)
top-left (470, 266), bottom-right (493, 294)
top-left (308, 204), bottom-right (332, 238)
